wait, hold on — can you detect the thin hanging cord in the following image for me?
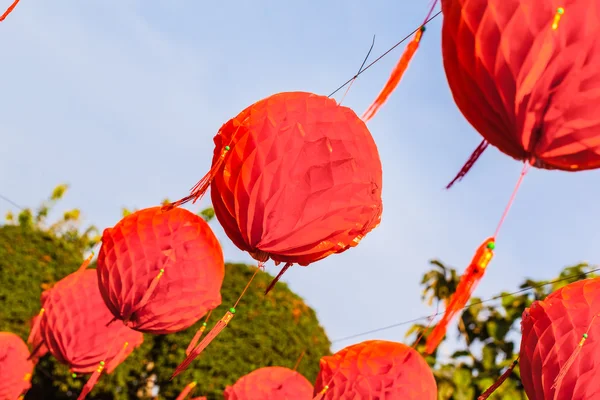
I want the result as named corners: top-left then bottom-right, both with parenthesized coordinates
top-left (327, 10), bottom-right (442, 98)
top-left (0, 192), bottom-right (24, 210)
top-left (292, 350), bottom-right (306, 371)
top-left (233, 265), bottom-right (261, 309)
top-left (493, 162), bottom-right (530, 240)
top-left (338, 35), bottom-right (376, 106)
top-left (331, 266), bottom-right (600, 343)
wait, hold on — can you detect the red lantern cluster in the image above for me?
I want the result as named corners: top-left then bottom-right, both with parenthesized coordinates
top-left (38, 269), bottom-right (144, 374)
top-left (314, 340), bottom-right (437, 399)
top-left (442, 0), bottom-right (600, 185)
top-left (224, 366), bottom-right (313, 399)
top-left (520, 277), bottom-right (600, 399)
top-left (0, 332), bottom-right (34, 400)
top-left (97, 206), bottom-right (225, 334)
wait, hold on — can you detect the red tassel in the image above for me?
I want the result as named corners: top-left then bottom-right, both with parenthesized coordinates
top-left (552, 328), bottom-right (594, 391)
top-left (424, 237), bottom-right (495, 354)
top-left (77, 252), bottom-right (95, 273)
top-left (164, 146), bottom-right (231, 210)
top-left (176, 381), bottom-right (197, 400)
top-left (0, 0), bottom-right (19, 22)
top-left (446, 140), bottom-right (489, 189)
top-left (124, 268), bottom-right (165, 323)
top-left (185, 324), bottom-right (207, 356)
top-left (171, 310), bottom-right (235, 379)
top-left (77, 361), bottom-right (105, 400)
top-left (105, 341), bottom-right (131, 373)
top-left (313, 386), bottom-right (329, 400)
top-left (478, 358), bottom-right (519, 399)
top-left (361, 27), bottom-right (425, 122)
top-left (264, 262), bottom-right (292, 295)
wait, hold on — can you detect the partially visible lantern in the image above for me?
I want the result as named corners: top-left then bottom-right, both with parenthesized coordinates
top-left (224, 366), bottom-right (313, 400)
top-left (0, 332), bottom-right (34, 400)
top-left (37, 269), bottom-right (144, 399)
top-left (520, 277), bottom-right (600, 400)
top-left (27, 313), bottom-right (48, 363)
top-left (97, 206), bottom-right (225, 334)
top-left (314, 340), bottom-right (437, 399)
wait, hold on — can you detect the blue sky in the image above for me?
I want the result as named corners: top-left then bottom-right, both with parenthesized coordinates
top-left (1, 0), bottom-right (599, 361)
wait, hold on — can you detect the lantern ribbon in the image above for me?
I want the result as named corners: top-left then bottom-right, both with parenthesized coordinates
top-left (552, 314), bottom-right (598, 391)
top-left (171, 263), bottom-right (263, 378)
top-left (175, 381), bottom-right (197, 400)
top-left (0, 0), bottom-right (19, 22)
top-left (478, 357), bottom-right (519, 399)
top-left (361, 0), bottom-right (438, 122)
top-left (185, 310), bottom-right (213, 355)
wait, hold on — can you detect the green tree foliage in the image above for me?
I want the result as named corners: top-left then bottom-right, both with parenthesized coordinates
top-left (407, 259), bottom-right (598, 399)
top-left (1, 186), bottom-right (330, 399)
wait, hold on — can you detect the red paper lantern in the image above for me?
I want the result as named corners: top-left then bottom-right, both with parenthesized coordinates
top-left (442, 0), bottom-right (600, 186)
top-left (520, 277), bottom-right (600, 399)
top-left (27, 313), bottom-right (48, 363)
top-left (224, 366), bottom-right (313, 400)
top-left (0, 332), bottom-right (34, 400)
top-left (172, 91), bottom-right (382, 270)
top-left (38, 269), bottom-right (144, 374)
top-left (313, 340), bottom-right (437, 399)
top-left (97, 206), bottom-right (225, 334)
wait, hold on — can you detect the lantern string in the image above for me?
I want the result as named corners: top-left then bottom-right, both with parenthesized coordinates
top-left (492, 161), bottom-right (530, 240)
top-left (327, 11), bottom-right (442, 99)
top-left (175, 381), bottom-right (197, 400)
top-left (0, 0), bottom-right (19, 22)
top-left (186, 309), bottom-right (213, 356)
top-left (361, 0), bottom-right (438, 122)
top-left (331, 266), bottom-right (600, 344)
top-left (292, 350), bottom-right (306, 371)
top-left (172, 263), bottom-right (264, 379)
top-left (478, 357), bottom-right (520, 399)
top-left (552, 314), bottom-right (598, 391)
top-left (337, 35), bottom-right (376, 106)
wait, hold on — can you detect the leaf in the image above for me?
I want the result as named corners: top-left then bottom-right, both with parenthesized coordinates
top-left (199, 207), bottom-right (215, 223)
top-left (51, 184), bottom-right (69, 200)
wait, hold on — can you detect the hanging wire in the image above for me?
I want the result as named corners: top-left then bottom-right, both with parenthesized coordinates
top-left (0, 192), bottom-right (24, 210)
top-left (327, 10), bottom-right (442, 98)
top-left (332, 266), bottom-right (600, 343)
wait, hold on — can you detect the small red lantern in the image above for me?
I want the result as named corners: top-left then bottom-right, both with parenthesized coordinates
top-left (0, 332), bottom-right (34, 400)
top-left (224, 366), bottom-right (313, 400)
top-left (314, 340), bottom-right (437, 399)
top-left (520, 277), bottom-right (600, 400)
top-left (97, 206), bottom-right (225, 334)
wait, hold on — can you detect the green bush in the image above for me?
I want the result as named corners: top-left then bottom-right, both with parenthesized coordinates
top-left (0, 187), bottom-right (331, 399)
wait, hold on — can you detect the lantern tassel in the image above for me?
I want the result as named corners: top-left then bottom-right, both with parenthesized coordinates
top-left (424, 237), bottom-right (495, 354)
top-left (313, 386), bottom-right (329, 400)
top-left (185, 310), bottom-right (212, 356)
top-left (264, 262), bottom-right (293, 295)
top-left (77, 361), bottom-right (105, 400)
top-left (165, 146), bottom-right (231, 210)
top-left (125, 268), bottom-right (165, 323)
top-left (552, 316), bottom-right (597, 391)
top-left (173, 264), bottom-right (262, 378)
top-left (478, 358), bottom-right (519, 399)
top-left (77, 252), bottom-right (96, 273)
top-left (361, 26), bottom-right (425, 122)
top-left (176, 381), bottom-right (197, 400)
top-left (0, 0), bottom-right (19, 22)
top-left (446, 140), bottom-right (489, 189)
top-left (105, 341), bottom-right (130, 373)
top-left (171, 310), bottom-right (235, 379)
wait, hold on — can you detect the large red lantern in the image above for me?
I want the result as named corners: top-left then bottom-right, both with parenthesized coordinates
top-left (97, 206), bottom-right (225, 334)
top-left (520, 278), bottom-right (600, 399)
top-left (424, 0), bottom-right (600, 354)
top-left (444, 0), bottom-right (600, 183)
top-left (36, 269), bottom-right (144, 399)
top-left (0, 332), bottom-right (34, 400)
top-left (169, 91), bottom-right (383, 377)
top-left (224, 366), bottom-right (313, 400)
top-left (171, 91), bottom-right (382, 277)
top-left (313, 340), bottom-right (437, 399)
